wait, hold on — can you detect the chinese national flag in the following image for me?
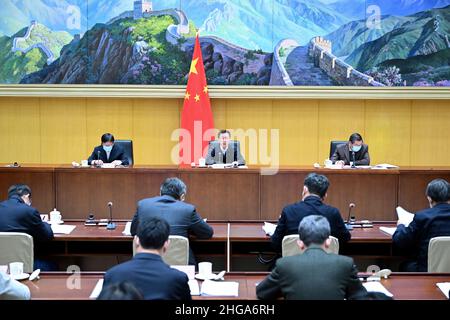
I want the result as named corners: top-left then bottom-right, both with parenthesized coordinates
top-left (179, 34), bottom-right (215, 167)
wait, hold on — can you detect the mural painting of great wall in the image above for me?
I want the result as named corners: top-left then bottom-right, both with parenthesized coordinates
top-left (1, 0), bottom-right (450, 86)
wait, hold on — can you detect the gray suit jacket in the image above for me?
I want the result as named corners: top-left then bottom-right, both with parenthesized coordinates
top-left (330, 143), bottom-right (370, 165)
top-left (205, 141), bottom-right (245, 165)
top-left (130, 195), bottom-right (213, 264)
top-left (256, 247), bottom-right (367, 300)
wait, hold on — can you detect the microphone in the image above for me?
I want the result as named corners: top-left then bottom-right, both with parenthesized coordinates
top-left (106, 201), bottom-right (116, 230)
top-left (346, 203), bottom-right (355, 230)
top-left (351, 151), bottom-right (356, 168)
top-left (96, 150), bottom-right (102, 167)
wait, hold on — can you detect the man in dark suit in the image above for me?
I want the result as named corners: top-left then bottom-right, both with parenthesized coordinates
top-left (257, 215), bottom-right (366, 300)
top-left (131, 177), bottom-right (213, 265)
top-left (271, 173), bottom-right (351, 252)
top-left (0, 184), bottom-right (54, 270)
top-left (393, 178), bottom-right (450, 272)
top-left (88, 133), bottom-right (129, 166)
top-left (205, 130), bottom-right (245, 166)
top-left (103, 217), bottom-right (191, 300)
top-left (330, 133), bottom-right (370, 166)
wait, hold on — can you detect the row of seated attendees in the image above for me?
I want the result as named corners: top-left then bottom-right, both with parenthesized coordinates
top-left (87, 131), bottom-right (369, 167)
top-left (0, 171), bottom-right (448, 299)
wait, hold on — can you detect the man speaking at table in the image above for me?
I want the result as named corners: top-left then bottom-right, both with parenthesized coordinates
top-left (331, 133), bottom-right (370, 166)
top-left (88, 133), bottom-right (129, 166)
top-left (205, 129), bottom-right (245, 166)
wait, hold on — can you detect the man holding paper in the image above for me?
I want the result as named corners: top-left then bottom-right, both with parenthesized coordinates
top-left (393, 179), bottom-right (450, 272)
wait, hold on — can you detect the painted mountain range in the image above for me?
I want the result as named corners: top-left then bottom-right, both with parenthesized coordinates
top-left (1, 0), bottom-right (449, 86)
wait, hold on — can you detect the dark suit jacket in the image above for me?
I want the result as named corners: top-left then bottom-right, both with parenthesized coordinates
top-left (130, 195), bottom-right (214, 264)
top-left (103, 253), bottom-right (191, 300)
top-left (0, 195), bottom-right (54, 245)
top-left (256, 247), bottom-right (367, 300)
top-left (205, 141), bottom-right (245, 165)
top-left (271, 196), bottom-right (351, 252)
top-left (393, 203), bottom-right (450, 272)
top-left (330, 143), bottom-right (370, 165)
top-left (87, 144), bottom-right (129, 166)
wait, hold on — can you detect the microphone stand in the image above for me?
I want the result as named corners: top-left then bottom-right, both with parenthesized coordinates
top-left (351, 151), bottom-right (356, 168)
top-left (106, 202), bottom-right (116, 230)
top-left (96, 150), bottom-right (102, 168)
top-left (346, 204), bottom-right (355, 230)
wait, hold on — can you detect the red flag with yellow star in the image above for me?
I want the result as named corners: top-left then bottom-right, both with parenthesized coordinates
top-left (179, 34), bottom-right (215, 166)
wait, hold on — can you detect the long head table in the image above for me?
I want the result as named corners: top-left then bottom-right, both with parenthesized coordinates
top-left (24, 272), bottom-right (450, 300)
top-left (1, 165), bottom-right (449, 221)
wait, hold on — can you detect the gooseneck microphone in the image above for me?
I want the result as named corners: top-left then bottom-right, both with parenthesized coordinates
top-left (351, 151), bottom-right (356, 168)
top-left (96, 150), bottom-right (102, 167)
top-left (106, 201), bottom-right (116, 230)
top-left (346, 203), bottom-right (355, 230)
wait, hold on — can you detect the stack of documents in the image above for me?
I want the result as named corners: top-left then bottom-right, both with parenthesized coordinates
top-left (200, 280), bottom-right (239, 296)
top-left (362, 281), bottom-right (394, 297)
top-left (379, 227), bottom-right (397, 236)
top-left (436, 283), bottom-right (450, 299)
top-left (262, 222), bottom-right (277, 236)
top-left (123, 221), bottom-right (132, 236)
top-left (51, 224), bottom-right (76, 234)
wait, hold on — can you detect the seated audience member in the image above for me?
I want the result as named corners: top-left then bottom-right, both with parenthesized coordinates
top-left (98, 282), bottom-right (143, 300)
top-left (331, 133), bottom-right (370, 166)
top-left (257, 215), bottom-right (366, 300)
top-left (393, 178), bottom-right (450, 272)
top-left (0, 184), bottom-right (55, 270)
top-left (88, 133), bottom-right (129, 166)
top-left (205, 129), bottom-right (245, 166)
top-left (0, 271), bottom-right (31, 300)
top-left (131, 177), bottom-right (213, 265)
top-left (104, 217), bottom-right (191, 300)
top-left (271, 173), bottom-right (350, 252)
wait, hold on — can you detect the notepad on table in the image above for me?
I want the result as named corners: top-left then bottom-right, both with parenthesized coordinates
top-left (123, 221), bottom-right (132, 236)
top-left (379, 227), bottom-right (397, 236)
top-left (200, 280), bottom-right (239, 296)
top-left (436, 282), bottom-right (450, 299)
top-left (363, 281), bottom-right (393, 297)
top-left (51, 224), bottom-right (76, 234)
top-left (262, 222), bottom-right (277, 236)
top-left (89, 279), bottom-right (104, 299)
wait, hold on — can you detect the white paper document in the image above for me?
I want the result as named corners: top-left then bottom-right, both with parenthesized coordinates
top-left (372, 163), bottom-right (399, 169)
top-left (379, 227), bottom-right (397, 236)
top-left (200, 280), bottom-right (239, 296)
top-left (123, 221), bottom-right (132, 236)
top-left (362, 281), bottom-right (394, 297)
top-left (188, 279), bottom-right (200, 296)
top-left (262, 222), bottom-right (277, 236)
top-left (51, 224), bottom-right (76, 234)
top-left (89, 279), bottom-right (104, 299)
top-left (436, 282), bottom-right (450, 299)
top-left (396, 206), bottom-right (414, 227)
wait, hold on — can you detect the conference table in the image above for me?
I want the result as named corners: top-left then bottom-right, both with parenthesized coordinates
top-left (1, 165), bottom-right (449, 222)
top-left (44, 221), bottom-right (395, 272)
top-left (24, 272), bottom-right (450, 300)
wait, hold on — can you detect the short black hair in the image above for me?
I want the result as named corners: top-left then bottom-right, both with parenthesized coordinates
top-left (426, 179), bottom-right (449, 203)
top-left (218, 129), bottom-right (231, 138)
top-left (137, 217), bottom-right (170, 250)
top-left (101, 133), bottom-right (115, 143)
top-left (8, 184), bottom-right (31, 199)
top-left (97, 282), bottom-right (143, 300)
top-left (304, 173), bottom-right (329, 198)
top-left (298, 215), bottom-right (331, 246)
top-left (349, 133), bottom-right (363, 143)
top-left (160, 177), bottom-right (187, 200)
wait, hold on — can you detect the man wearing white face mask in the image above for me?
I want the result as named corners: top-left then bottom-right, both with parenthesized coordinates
top-left (331, 133), bottom-right (370, 167)
top-left (88, 133), bottom-right (129, 166)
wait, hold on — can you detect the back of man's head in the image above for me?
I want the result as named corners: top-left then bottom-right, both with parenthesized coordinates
top-left (137, 217), bottom-right (170, 250)
top-left (160, 177), bottom-right (187, 200)
top-left (7, 184), bottom-right (31, 199)
top-left (97, 282), bottom-right (143, 300)
top-left (304, 173), bottom-right (329, 198)
top-left (426, 179), bottom-right (449, 204)
top-left (298, 215), bottom-right (331, 247)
